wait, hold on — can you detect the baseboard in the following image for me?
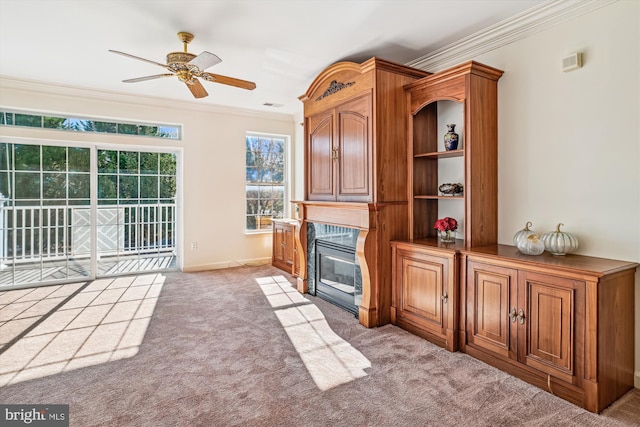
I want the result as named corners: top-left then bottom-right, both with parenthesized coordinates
top-left (183, 257), bottom-right (271, 272)
top-left (635, 370), bottom-right (640, 389)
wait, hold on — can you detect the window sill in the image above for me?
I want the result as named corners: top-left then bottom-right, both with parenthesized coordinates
top-left (245, 230), bottom-right (272, 236)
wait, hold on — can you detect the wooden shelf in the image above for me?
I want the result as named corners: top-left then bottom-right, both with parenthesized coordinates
top-left (414, 149), bottom-right (464, 159)
top-left (414, 195), bottom-right (464, 200)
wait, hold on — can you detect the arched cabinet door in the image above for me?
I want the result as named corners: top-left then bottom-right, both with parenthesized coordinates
top-left (306, 111), bottom-right (334, 201)
top-left (336, 93), bottom-right (372, 202)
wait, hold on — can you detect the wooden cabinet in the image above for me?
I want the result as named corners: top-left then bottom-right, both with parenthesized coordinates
top-left (300, 57), bottom-right (429, 204)
top-left (461, 245), bottom-right (638, 413)
top-left (296, 58), bottom-right (429, 328)
top-left (404, 61), bottom-right (503, 246)
top-left (307, 94), bottom-right (371, 201)
top-left (272, 219), bottom-right (298, 276)
top-left (391, 240), bottom-right (461, 351)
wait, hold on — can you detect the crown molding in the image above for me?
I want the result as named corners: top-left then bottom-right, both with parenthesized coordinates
top-left (0, 76), bottom-right (295, 123)
top-left (406, 0), bottom-right (619, 72)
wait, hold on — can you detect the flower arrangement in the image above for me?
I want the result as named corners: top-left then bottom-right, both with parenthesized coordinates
top-left (434, 217), bottom-right (458, 242)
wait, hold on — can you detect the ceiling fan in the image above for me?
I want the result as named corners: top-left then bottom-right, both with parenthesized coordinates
top-left (109, 32), bottom-right (256, 99)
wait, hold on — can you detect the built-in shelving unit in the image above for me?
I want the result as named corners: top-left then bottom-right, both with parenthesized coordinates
top-left (405, 61), bottom-right (502, 247)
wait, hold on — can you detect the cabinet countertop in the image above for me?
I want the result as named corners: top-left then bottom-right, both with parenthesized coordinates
top-left (463, 244), bottom-right (638, 277)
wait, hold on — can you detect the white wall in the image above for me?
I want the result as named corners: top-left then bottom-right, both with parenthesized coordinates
top-left (0, 82), bottom-right (296, 272)
top-left (447, 1), bottom-right (640, 387)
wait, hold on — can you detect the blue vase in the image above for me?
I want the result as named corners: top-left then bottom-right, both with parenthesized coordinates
top-left (444, 124), bottom-right (459, 151)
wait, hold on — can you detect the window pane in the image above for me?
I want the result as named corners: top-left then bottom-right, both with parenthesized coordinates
top-left (246, 199), bottom-right (258, 216)
top-left (98, 150), bottom-right (118, 173)
top-left (246, 149), bottom-right (256, 167)
top-left (69, 173), bottom-right (90, 199)
top-left (43, 172), bottom-right (66, 199)
top-left (42, 146), bottom-right (66, 172)
top-left (246, 185), bottom-right (259, 199)
top-left (43, 116), bottom-right (66, 129)
top-left (119, 152), bottom-right (139, 174)
top-left (15, 113), bottom-right (42, 127)
top-left (98, 174), bottom-right (118, 199)
top-left (246, 215), bottom-right (257, 231)
top-left (259, 186), bottom-right (272, 199)
top-left (140, 152), bottom-right (158, 174)
top-left (15, 172), bottom-right (41, 199)
top-left (160, 176), bottom-right (176, 199)
top-left (69, 147), bottom-right (90, 172)
top-left (139, 125), bottom-right (158, 136)
top-left (140, 176), bottom-right (158, 199)
top-left (119, 175), bottom-right (139, 199)
top-left (259, 199), bottom-right (274, 216)
top-left (0, 171), bottom-right (11, 197)
top-left (4, 112), bottom-right (14, 125)
top-left (93, 121), bottom-right (117, 133)
top-left (15, 144), bottom-right (40, 171)
top-left (246, 167), bottom-right (258, 182)
top-left (0, 143), bottom-right (12, 171)
top-left (118, 123), bottom-right (138, 135)
top-left (159, 153), bottom-right (176, 175)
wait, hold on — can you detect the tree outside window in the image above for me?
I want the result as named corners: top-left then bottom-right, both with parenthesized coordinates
top-left (245, 133), bottom-right (287, 231)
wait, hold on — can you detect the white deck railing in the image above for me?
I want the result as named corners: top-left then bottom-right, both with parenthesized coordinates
top-left (0, 201), bottom-right (176, 264)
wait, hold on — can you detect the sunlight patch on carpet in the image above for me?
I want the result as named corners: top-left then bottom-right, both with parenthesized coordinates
top-left (0, 273), bottom-right (165, 386)
top-left (257, 275), bottom-right (370, 391)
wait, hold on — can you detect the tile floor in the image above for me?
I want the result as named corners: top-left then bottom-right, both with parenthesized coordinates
top-left (0, 273), bottom-right (165, 386)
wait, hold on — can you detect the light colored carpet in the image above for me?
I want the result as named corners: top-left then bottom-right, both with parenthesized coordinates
top-left (0, 264), bottom-right (638, 426)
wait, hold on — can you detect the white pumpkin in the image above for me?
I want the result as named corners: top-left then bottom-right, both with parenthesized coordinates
top-left (541, 223), bottom-right (579, 256)
top-left (513, 221), bottom-right (535, 246)
top-left (516, 233), bottom-right (545, 255)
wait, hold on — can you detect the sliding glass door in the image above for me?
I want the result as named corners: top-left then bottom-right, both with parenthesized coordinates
top-left (0, 142), bottom-right (178, 289)
top-left (96, 149), bottom-right (177, 276)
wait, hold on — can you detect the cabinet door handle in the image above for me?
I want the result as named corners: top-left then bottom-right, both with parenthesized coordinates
top-left (517, 309), bottom-right (526, 325)
top-left (441, 291), bottom-right (448, 304)
top-left (332, 148), bottom-right (339, 160)
top-left (508, 307), bottom-right (517, 323)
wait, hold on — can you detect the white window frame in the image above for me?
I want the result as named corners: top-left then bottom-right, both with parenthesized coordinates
top-left (245, 132), bottom-right (290, 234)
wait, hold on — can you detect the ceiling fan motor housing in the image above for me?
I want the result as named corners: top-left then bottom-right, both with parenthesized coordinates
top-left (166, 52), bottom-right (197, 65)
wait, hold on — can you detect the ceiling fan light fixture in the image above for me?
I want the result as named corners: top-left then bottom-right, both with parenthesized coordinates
top-left (109, 31), bottom-right (256, 99)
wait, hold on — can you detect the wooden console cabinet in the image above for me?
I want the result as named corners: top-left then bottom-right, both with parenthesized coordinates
top-left (461, 245), bottom-right (637, 413)
top-left (391, 239), bottom-right (462, 352)
top-left (381, 59), bottom-right (636, 413)
top-left (272, 219), bottom-right (298, 276)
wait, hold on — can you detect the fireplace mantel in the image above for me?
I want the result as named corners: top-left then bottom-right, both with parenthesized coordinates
top-left (293, 200), bottom-right (407, 328)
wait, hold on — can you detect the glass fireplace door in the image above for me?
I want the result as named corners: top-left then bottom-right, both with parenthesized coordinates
top-left (315, 240), bottom-right (358, 316)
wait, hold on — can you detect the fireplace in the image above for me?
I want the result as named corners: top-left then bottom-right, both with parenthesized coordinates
top-left (294, 201), bottom-right (405, 327)
top-left (315, 240), bottom-right (359, 317)
top-left (305, 223), bottom-right (362, 317)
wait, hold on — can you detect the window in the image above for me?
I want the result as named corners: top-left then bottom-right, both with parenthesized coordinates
top-left (245, 133), bottom-right (287, 232)
top-left (0, 109), bottom-right (181, 140)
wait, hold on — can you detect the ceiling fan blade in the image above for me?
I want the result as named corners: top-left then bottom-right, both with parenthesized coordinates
top-left (189, 51), bottom-right (222, 71)
top-left (187, 79), bottom-right (208, 98)
top-left (122, 74), bottom-right (174, 83)
top-left (109, 50), bottom-right (168, 68)
top-left (204, 73), bottom-right (256, 90)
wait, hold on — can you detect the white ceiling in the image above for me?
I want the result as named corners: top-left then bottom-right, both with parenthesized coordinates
top-left (0, 0), bottom-right (546, 116)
